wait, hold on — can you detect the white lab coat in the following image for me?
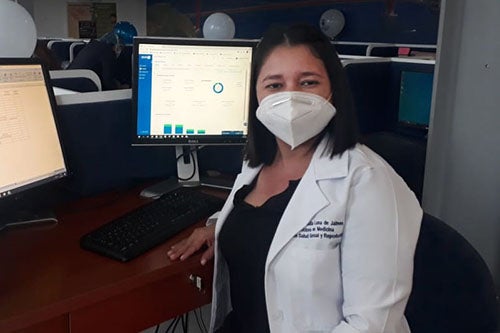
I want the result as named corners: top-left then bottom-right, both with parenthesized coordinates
top-left (209, 138), bottom-right (422, 333)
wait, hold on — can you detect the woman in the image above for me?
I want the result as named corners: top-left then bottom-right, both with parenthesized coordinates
top-left (168, 24), bottom-right (422, 333)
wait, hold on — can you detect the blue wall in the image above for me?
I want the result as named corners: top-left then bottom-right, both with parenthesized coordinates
top-left (147, 0), bottom-right (440, 44)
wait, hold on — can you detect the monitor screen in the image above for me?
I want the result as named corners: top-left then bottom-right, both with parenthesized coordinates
top-left (398, 70), bottom-right (434, 128)
top-left (0, 59), bottom-right (67, 200)
top-left (132, 37), bottom-right (255, 146)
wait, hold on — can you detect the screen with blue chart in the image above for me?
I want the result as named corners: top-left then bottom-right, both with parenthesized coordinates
top-left (132, 37), bottom-right (255, 146)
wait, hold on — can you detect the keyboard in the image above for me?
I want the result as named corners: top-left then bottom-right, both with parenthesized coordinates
top-left (80, 186), bottom-right (225, 262)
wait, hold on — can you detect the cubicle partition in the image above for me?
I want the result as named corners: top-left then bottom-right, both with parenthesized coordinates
top-left (55, 90), bottom-right (177, 196)
top-left (334, 41), bottom-right (436, 58)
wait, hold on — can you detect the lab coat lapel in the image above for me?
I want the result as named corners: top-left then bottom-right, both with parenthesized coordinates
top-left (265, 139), bottom-right (349, 265)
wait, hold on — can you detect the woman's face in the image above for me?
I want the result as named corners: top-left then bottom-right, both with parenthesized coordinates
top-left (256, 44), bottom-right (332, 103)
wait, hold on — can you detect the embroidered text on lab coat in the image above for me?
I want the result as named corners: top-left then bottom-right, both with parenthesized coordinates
top-left (294, 220), bottom-right (344, 239)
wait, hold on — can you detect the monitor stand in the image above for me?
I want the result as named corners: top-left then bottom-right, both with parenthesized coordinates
top-left (139, 146), bottom-right (200, 198)
top-left (0, 210), bottom-right (58, 232)
top-left (139, 145), bottom-right (235, 199)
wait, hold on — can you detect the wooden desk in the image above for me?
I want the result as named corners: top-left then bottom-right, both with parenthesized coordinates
top-left (0, 185), bottom-right (220, 333)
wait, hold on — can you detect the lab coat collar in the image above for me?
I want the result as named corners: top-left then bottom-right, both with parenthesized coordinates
top-left (237, 136), bottom-right (349, 184)
top-left (312, 135), bottom-right (349, 181)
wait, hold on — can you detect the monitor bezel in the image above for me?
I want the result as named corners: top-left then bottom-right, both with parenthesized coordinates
top-left (0, 57), bottom-right (68, 200)
top-left (131, 36), bottom-right (257, 147)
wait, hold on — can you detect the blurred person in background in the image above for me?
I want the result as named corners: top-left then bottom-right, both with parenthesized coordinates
top-left (68, 21), bottom-right (136, 90)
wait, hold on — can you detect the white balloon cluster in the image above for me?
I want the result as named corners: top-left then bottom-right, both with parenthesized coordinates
top-left (203, 12), bottom-right (235, 39)
top-left (0, 0), bottom-right (37, 57)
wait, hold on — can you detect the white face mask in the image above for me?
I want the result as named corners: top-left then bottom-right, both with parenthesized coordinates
top-left (256, 91), bottom-right (336, 149)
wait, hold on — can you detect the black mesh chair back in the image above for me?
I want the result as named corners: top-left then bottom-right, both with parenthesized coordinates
top-left (405, 213), bottom-right (499, 333)
top-left (363, 131), bottom-right (426, 201)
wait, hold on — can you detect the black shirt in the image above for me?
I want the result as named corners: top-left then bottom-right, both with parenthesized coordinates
top-left (218, 178), bottom-right (300, 333)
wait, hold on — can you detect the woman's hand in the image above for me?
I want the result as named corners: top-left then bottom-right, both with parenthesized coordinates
top-left (167, 224), bottom-right (216, 265)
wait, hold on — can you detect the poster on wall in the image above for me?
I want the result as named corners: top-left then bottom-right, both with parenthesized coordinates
top-left (67, 3), bottom-right (117, 39)
top-left (78, 20), bottom-right (96, 38)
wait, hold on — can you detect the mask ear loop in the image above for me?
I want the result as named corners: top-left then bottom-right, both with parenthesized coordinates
top-left (325, 92), bottom-right (333, 103)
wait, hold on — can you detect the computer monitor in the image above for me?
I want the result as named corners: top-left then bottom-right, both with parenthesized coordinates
top-left (0, 58), bottom-right (67, 230)
top-left (131, 37), bottom-right (256, 195)
top-left (398, 70), bottom-right (434, 128)
top-left (386, 60), bottom-right (435, 139)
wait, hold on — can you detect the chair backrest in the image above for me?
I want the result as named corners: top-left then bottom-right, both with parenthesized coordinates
top-left (332, 41), bottom-right (370, 56)
top-left (49, 69), bottom-right (102, 92)
top-left (343, 60), bottom-right (393, 134)
top-left (48, 40), bottom-right (83, 67)
top-left (362, 131), bottom-right (426, 201)
top-left (405, 213), bottom-right (499, 333)
top-left (47, 40), bottom-right (70, 61)
top-left (69, 42), bottom-right (87, 63)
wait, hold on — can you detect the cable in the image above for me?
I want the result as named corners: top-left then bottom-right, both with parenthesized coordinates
top-left (171, 316), bottom-right (181, 332)
top-left (194, 310), bottom-right (202, 332)
top-left (165, 316), bottom-right (180, 333)
top-left (154, 324), bottom-right (160, 333)
top-left (193, 308), bottom-right (208, 333)
top-left (199, 307), bottom-right (208, 333)
top-left (181, 313), bottom-right (189, 332)
top-left (176, 147), bottom-right (198, 181)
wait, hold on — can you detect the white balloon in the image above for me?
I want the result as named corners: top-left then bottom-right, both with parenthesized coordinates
top-left (203, 12), bottom-right (235, 39)
top-left (0, 0), bottom-right (37, 57)
top-left (319, 9), bottom-right (345, 39)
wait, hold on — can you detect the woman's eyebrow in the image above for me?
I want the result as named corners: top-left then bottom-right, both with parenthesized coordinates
top-left (261, 74), bottom-right (283, 82)
top-left (300, 71), bottom-right (323, 78)
top-left (260, 71), bottom-right (324, 83)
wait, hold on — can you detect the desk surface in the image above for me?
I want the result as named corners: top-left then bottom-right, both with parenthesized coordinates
top-left (0, 184), bottom-right (220, 332)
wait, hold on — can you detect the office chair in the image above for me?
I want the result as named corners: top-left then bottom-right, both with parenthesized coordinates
top-left (47, 40), bottom-right (81, 69)
top-left (343, 60), bottom-right (392, 135)
top-left (362, 131), bottom-right (426, 202)
top-left (405, 213), bottom-right (499, 333)
top-left (69, 41), bottom-right (87, 63)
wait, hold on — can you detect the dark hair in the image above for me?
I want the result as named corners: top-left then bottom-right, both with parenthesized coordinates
top-left (244, 24), bottom-right (360, 167)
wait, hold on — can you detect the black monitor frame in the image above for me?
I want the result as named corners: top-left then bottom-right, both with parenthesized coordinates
top-left (0, 58), bottom-right (68, 230)
top-left (130, 37), bottom-right (257, 194)
top-left (131, 36), bottom-right (257, 147)
top-left (388, 60), bottom-right (435, 139)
